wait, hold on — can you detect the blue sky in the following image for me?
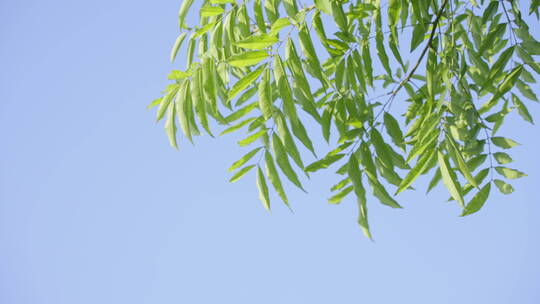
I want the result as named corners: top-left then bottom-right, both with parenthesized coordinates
top-left (1, 1), bottom-right (539, 303)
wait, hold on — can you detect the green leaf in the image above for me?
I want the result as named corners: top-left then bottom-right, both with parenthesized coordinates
top-left (495, 167), bottom-right (527, 179)
top-left (229, 65), bottom-right (266, 101)
top-left (175, 82), bottom-right (193, 142)
top-left (290, 118), bottom-right (316, 157)
top-left (438, 150), bottom-right (465, 207)
top-left (225, 102), bottom-right (258, 123)
top-left (516, 80), bottom-right (538, 102)
top-left (522, 41), bottom-right (540, 55)
top-left (275, 114), bottom-right (304, 169)
top-left (200, 5), bottom-right (225, 17)
top-left (272, 133), bottom-right (305, 191)
top-left (254, 0), bottom-right (267, 33)
top-left (168, 70), bottom-right (190, 80)
top-left (369, 179), bottom-right (402, 209)
top-left (445, 133), bottom-right (478, 188)
top-left (426, 169), bottom-right (441, 194)
top-left (193, 21), bottom-right (217, 38)
top-left (314, 0), bottom-right (332, 15)
top-left (170, 32), bottom-right (187, 63)
top-left (228, 51), bottom-right (269, 67)
top-left (370, 129), bottom-right (394, 169)
top-left (410, 24), bottom-right (427, 52)
top-left (491, 137), bottom-right (520, 149)
top-left (494, 179), bottom-right (514, 194)
top-left (493, 152), bottom-right (513, 164)
top-left (396, 148), bottom-right (435, 195)
top-left (265, 151), bottom-right (289, 206)
top-left (273, 55), bottom-right (299, 123)
top-left (269, 18), bottom-right (291, 35)
top-left (210, 0), bottom-right (234, 4)
top-left (258, 69), bottom-right (274, 119)
top-left (236, 34), bottom-right (279, 50)
top-left (191, 69), bottom-right (212, 136)
top-left (238, 129), bottom-right (267, 146)
top-left (512, 94), bottom-right (535, 124)
top-left (461, 183), bottom-right (491, 216)
top-left (165, 101), bottom-right (178, 149)
top-left (256, 166), bottom-right (271, 211)
top-left (228, 147), bottom-right (263, 172)
top-left (283, 0), bottom-right (298, 17)
top-left (229, 165), bottom-right (256, 183)
top-left (383, 112), bottom-right (405, 150)
top-left (156, 86), bottom-right (179, 122)
top-left (328, 186), bottom-right (353, 204)
top-left (220, 117), bottom-right (257, 136)
top-left (147, 97), bottom-right (162, 110)
top-left (305, 154), bottom-right (345, 172)
top-left (298, 24), bottom-right (326, 86)
top-left (178, 0), bottom-right (195, 29)
top-left (331, 1), bottom-right (348, 32)
top-left (347, 155), bottom-right (372, 239)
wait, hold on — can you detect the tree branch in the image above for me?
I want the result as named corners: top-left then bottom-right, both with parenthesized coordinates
top-left (391, 0), bottom-right (449, 96)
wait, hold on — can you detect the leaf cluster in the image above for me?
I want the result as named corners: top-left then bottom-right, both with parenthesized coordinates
top-left (151, 0), bottom-right (539, 238)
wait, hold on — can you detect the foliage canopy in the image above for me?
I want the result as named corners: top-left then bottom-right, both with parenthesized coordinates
top-left (150, 0), bottom-right (540, 238)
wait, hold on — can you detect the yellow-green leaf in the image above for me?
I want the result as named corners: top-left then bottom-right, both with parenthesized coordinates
top-left (265, 151), bottom-right (289, 206)
top-left (258, 69), bottom-right (274, 119)
top-left (256, 166), bottom-right (271, 211)
top-left (495, 167), bottom-right (527, 179)
top-left (229, 165), bottom-right (256, 183)
top-left (228, 51), bottom-right (269, 67)
top-left (494, 179), bottom-right (514, 194)
top-left (200, 6), bottom-right (225, 17)
top-left (438, 150), bottom-right (464, 207)
top-left (170, 32), bottom-right (187, 63)
top-left (461, 183), bottom-right (491, 216)
top-left (229, 65), bottom-right (266, 101)
top-left (238, 129), bottom-right (267, 146)
top-left (236, 34), bottom-right (279, 50)
top-left (491, 137), bottom-right (520, 149)
top-left (228, 147), bottom-right (263, 172)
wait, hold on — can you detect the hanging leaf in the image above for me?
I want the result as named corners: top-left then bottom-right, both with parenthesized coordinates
top-left (256, 166), bottom-right (271, 211)
top-left (228, 147), bottom-right (263, 172)
top-left (265, 151), bottom-right (289, 207)
top-left (229, 165), bottom-right (256, 183)
top-left (164, 101), bottom-right (178, 149)
top-left (461, 183), bottom-right (491, 216)
top-left (200, 6), bottom-right (225, 17)
top-left (236, 35), bottom-right (279, 50)
top-left (494, 179), bottom-right (514, 194)
top-left (493, 152), bottom-right (513, 164)
top-left (238, 129), bottom-right (267, 146)
top-left (491, 137), bottom-right (520, 149)
top-left (495, 167), bottom-right (527, 179)
top-left (228, 51), bottom-right (269, 67)
top-left (347, 155), bottom-right (372, 239)
top-left (229, 65), bottom-right (266, 101)
top-left (438, 150), bottom-right (464, 207)
top-left (272, 133), bottom-right (305, 192)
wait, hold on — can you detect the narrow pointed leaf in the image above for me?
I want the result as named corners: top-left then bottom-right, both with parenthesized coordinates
top-left (461, 183), bottom-right (491, 216)
top-left (228, 51), bottom-right (269, 67)
top-left (256, 166), bottom-right (271, 211)
top-left (494, 179), bottom-right (514, 194)
top-left (265, 151), bottom-right (289, 206)
top-left (272, 133), bottom-right (305, 191)
top-left (229, 165), bottom-right (256, 183)
top-left (438, 150), bottom-right (464, 207)
top-left (228, 147), bottom-right (263, 172)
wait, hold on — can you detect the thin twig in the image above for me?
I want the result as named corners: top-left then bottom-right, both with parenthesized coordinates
top-left (391, 0), bottom-right (450, 96)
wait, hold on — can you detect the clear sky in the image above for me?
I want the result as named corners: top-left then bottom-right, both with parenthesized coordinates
top-left (1, 1), bottom-right (539, 303)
